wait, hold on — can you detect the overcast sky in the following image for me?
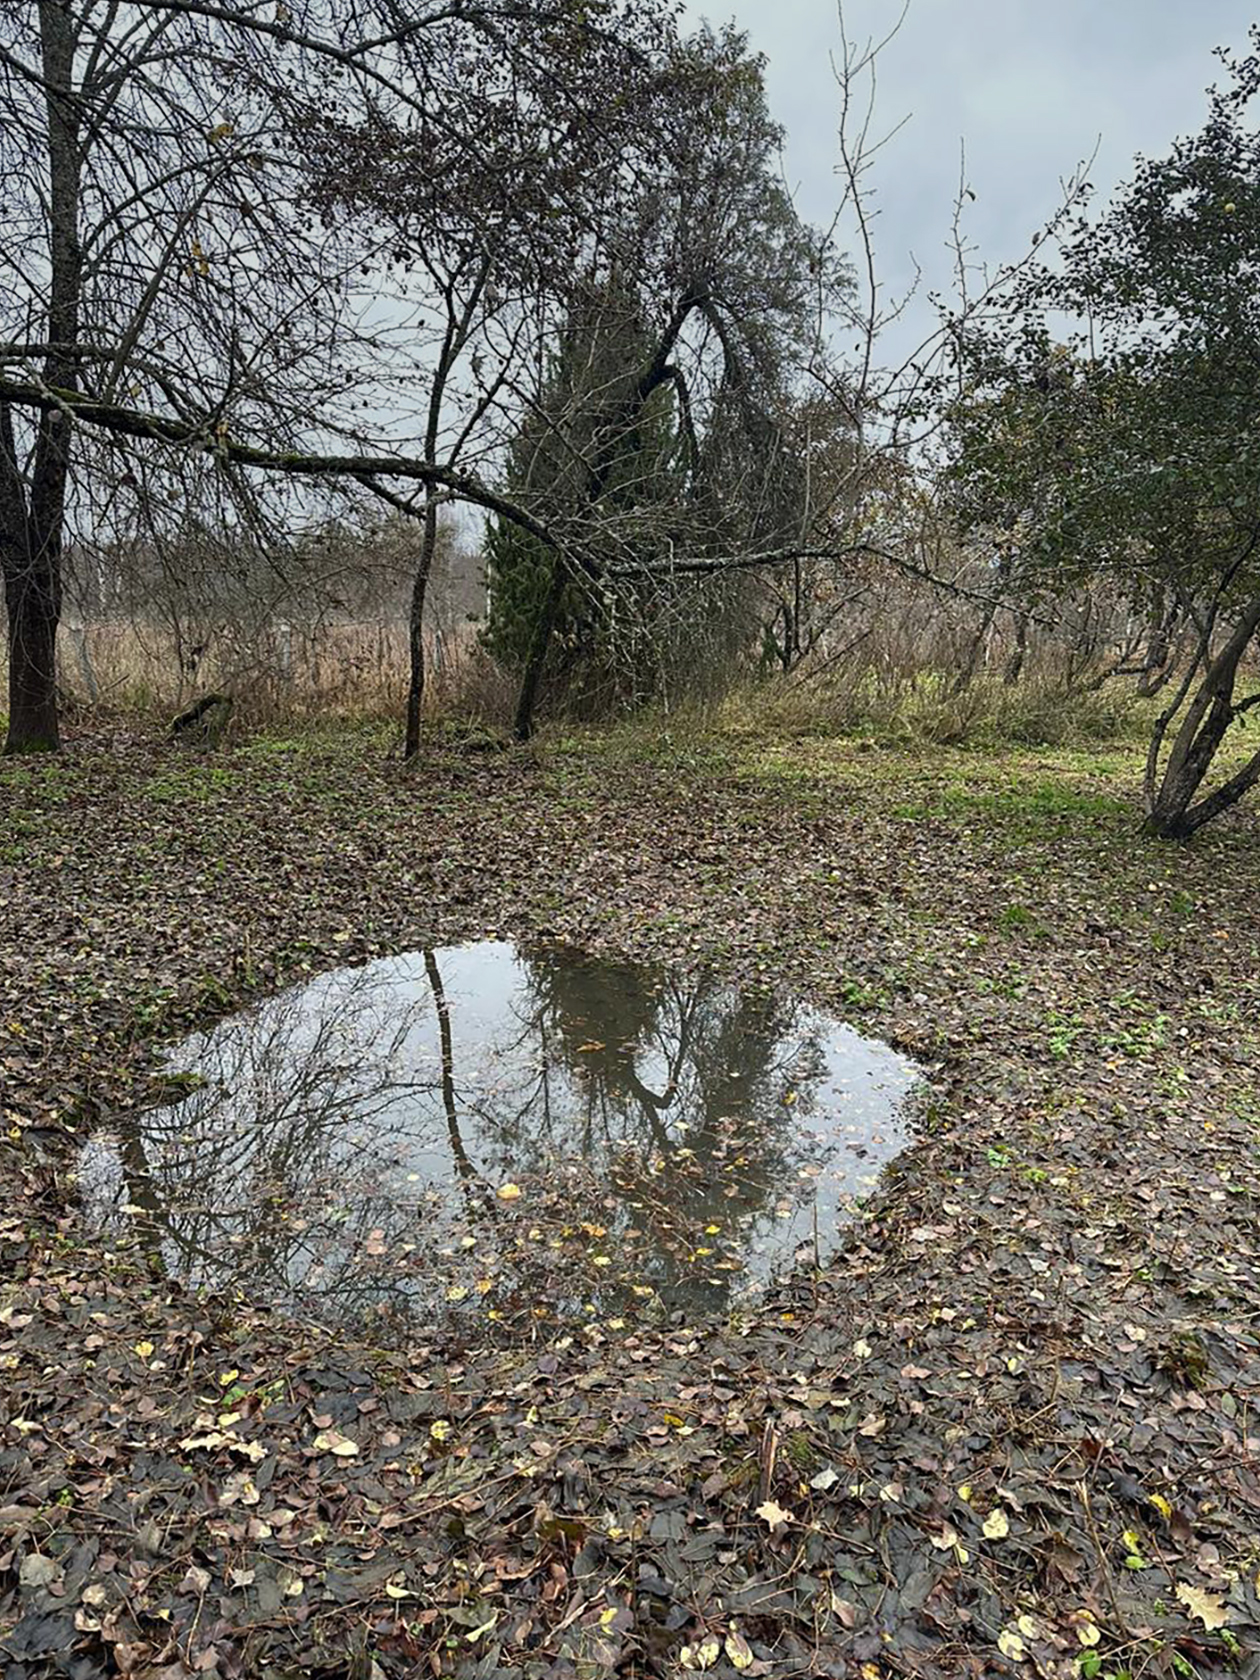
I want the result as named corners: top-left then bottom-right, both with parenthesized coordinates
top-left (684, 1), bottom-right (1258, 362)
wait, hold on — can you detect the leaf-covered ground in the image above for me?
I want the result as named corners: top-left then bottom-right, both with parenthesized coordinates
top-left (2, 722), bottom-right (1260, 1680)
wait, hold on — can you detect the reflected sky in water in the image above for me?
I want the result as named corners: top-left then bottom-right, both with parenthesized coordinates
top-left (80, 943), bottom-right (921, 1328)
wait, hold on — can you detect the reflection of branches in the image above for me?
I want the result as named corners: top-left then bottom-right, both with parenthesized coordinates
top-left (79, 942), bottom-right (903, 1325)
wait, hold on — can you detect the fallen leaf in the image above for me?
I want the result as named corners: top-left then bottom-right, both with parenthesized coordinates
top-left (19, 1554), bottom-right (60, 1588)
top-left (312, 1429), bottom-right (359, 1457)
top-left (1176, 1582), bottom-right (1230, 1630)
top-left (755, 1499), bottom-right (793, 1531)
top-left (997, 1627), bottom-right (1026, 1662)
top-left (983, 1507), bottom-right (1010, 1540)
top-left (725, 1629), bottom-right (754, 1670)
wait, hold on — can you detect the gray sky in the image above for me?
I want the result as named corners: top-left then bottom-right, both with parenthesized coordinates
top-left (686, 0), bottom-right (1258, 362)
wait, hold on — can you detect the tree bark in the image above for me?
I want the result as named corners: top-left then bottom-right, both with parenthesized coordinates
top-left (403, 494), bottom-right (439, 759)
top-left (4, 2), bottom-right (83, 754)
top-left (1143, 591), bottom-right (1260, 839)
top-left (952, 596), bottom-right (998, 695)
top-left (3, 553), bottom-right (61, 753)
top-left (1003, 609), bottom-right (1030, 685)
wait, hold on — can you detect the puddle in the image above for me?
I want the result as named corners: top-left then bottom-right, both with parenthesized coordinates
top-left (80, 943), bottom-right (922, 1329)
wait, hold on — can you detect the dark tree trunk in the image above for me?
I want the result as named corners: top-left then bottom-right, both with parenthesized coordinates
top-left (1143, 592), bottom-right (1260, 839)
top-left (1003, 610), bottom-right (1030, 685)
top-left (3, 549), bottom-right (61, 753)
top-left (1136, 589), bottom-right (1178, 697)
top-left (513, 553), bottom-right (567, 742)
top-left (403, 494), bottom-right (440, 759)
top-left (4, 2), bottom-right (84, 755)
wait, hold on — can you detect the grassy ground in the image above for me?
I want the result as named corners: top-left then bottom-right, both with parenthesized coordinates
top-left (3, 718), bottom-right (1260, 1680)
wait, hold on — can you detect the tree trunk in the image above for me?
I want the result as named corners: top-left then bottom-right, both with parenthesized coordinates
top-left (403, 493), bottom-right (440, 759)
top-left (1143, 592), bottom-right (1260, 839)
top-left (1136, 589), bottom-right (1178, 697)
top-left (3, 548), bottom-right (61, 753)
top-left (4, 1), bottom-right (85, 755)
top-left (952, 596), bottom-right (999, 695)
top-left (513, 553), bottom-right (567, 742)
top-left (1003, 610), bottom-right (1030, 685)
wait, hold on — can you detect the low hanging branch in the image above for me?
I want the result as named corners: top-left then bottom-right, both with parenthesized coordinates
top-left (0, 374), bottom-right (571, 563)
top-left (2, 371), bottom-right (1065, 623)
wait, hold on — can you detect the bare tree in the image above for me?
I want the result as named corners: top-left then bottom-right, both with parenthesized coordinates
top-left (0, 0), bottom-right (681, 753)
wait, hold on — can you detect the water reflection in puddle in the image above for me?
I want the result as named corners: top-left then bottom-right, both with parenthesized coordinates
top-left (80, 943), bottom-right (921, 1329)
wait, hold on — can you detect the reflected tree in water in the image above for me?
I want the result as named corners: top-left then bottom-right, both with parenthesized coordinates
top-left (79, 944), bottom-right (898, 1326)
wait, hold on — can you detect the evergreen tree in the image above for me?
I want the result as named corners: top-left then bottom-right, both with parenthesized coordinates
top-left (481, 279), bottom-right (683, 685)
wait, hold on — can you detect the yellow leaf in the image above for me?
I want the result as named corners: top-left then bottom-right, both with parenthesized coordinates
top-left (725, 1629), bottom-right (754, 1670)
top-left (982, 1508), bottom-right (1009, 1540)
top-left (997, 1627), bottom-right (1025, 1662)
top-left (385, 1580), bottom-right (412, 1600)
top-left (311, 1429), bottom-right (359, 1457)
top-left (496, 1182), bottom-right (522, 1201)
top-left (1149, 1493), bottom-right (1173, 1520)
top-left (134, 1341), bottom-right (154, 1358)
top-left (1071, 1614), bottom-right (1100, 1648)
